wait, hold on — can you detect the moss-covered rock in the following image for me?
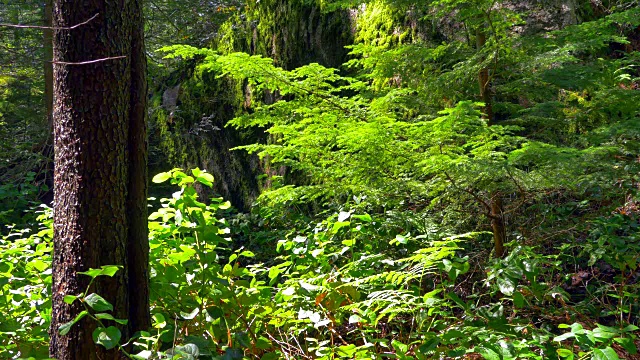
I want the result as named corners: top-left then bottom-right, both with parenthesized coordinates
top-left (149, 0), bottom-right (354, 210)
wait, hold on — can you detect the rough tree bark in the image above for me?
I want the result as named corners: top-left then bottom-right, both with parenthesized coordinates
top-left (49, 0), bottom-right (149, 358)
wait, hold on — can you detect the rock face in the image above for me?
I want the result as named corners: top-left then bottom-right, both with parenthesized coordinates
top-left (150, 1), bottom-right (353, 211)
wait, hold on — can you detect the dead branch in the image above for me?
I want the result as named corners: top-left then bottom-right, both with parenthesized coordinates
top-left (0, 13), bottom-right (99, 31)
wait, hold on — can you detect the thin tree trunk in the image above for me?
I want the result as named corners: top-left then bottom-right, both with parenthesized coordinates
top-left (475, 27), bottom-right (493, 123)
top-left (490, 194), bottom-right (505, 258)
top-left (476, 24), bottom-right (505, 257)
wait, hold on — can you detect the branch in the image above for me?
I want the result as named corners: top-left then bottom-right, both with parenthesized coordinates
top-left (0, 13), bottom-right (99, 31)
top-left (52, 55), bottom-right (126, 66)
top-left (443, 170), bottom-right (499, 219)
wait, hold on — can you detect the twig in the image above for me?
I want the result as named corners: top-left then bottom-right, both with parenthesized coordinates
top-left (52, 55), bottom-right (126, 66)
top-left (443, 170), bottom-right (497, 219)
top-left (0, 13), bottom-right (99, 31)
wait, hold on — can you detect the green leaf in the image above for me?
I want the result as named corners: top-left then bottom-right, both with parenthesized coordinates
top-left (26, 259), bottom-right (49, 272)
top-left (132, 350), bottom-right (153, 359)
top-left (180, 307), bottom-right (200, 320)
top-left (391, 340), bottom-right (408, 354)
top-left (78, 265), bottom-right (121, 278)
top-left (196, 172), bottom-right (214, 187)
top-left (58, 310), bottom-right (88, 335)
top-left (63, 295), bottom-right (78, 304)
top-left (84, 293), bottom-right (113, 312)
top-left (58, 321), bottom-right (74, 336)
top-left (336, 344), bottom-right (357, 357)
top-left (557, 348), bottom-right (574, 359)
top-left (152, 172), bottom-right (172, 183)
top-left (351, 213), bottom-right (372, 222)
top-left (591, 347), bottom-right (619, 360)
top-left (476, 345), bottom-right (501, 360)
top-left (512, 291), bottom-right (525, 308)
top-left (592, 327), bottom-right (616, 340)
top-left (175, 343), bottom-right (199, 357)
top-left (497, 276), bottom-right (515, 296)
top-left (95, 313), bottom-right (129, 325)
top-left (167, 245), bottom-right (196, 263)
top-left (239, 250), bottom-right (255, 258)
top-left (342, 239), bottom-right (355, 247)
top-left (338, 211), bottom-right (351, 222)
top-left (395, 234), bottom-right (408, 245)
top-left (92, 326), bottom-right (121, 350)
top-left (554, 332), bottom-right (576, 342)
top-left (152, 313), bottom-right (166, 329)
top-left (613, 337), bottom-right (637, 354)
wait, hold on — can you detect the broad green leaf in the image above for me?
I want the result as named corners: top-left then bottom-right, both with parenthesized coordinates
top-left (26, 259), bottom-right (49, 272)
top-left (554, 333), bottom-right (575, 342)
top-left (152, 172), bottom-right (172, 183)
top-left (591, 347), bottom-right (619, 360)
top-left (333, 221), bottom-right (350, 232)
top-left (395, 234), bottom-right (408, 244)
top-left (497, 277), bottom-right (515, 296)
top-left (613, 337), bottom-right (637, 354)
top-left (351, 213), bottom-right (372, 222)
top-left (592, 327), bottom-right (616, 340)
top-left (180, 307), bottom-right (199, 320)
top-left (336, 344), bottom-right (357, 357)
top-left (342, 239), bottom-right (355, 247)
top-left (196, 173), bottom-right (214, 187)
top-left (338, 211), bottom-right (351, 222)
top-left (175, 343), bottom-right (199, 357)
top-left (512, 291), bottom-right (525, 308)
top-left (476, 345), bottom-right (501, 360)
top-left (557, 348), bottom-right (574, 359)
top-left (98, 265), bottom-right (121, 277)
top-left (152, 313), bottom-right (166, 329)
top-left (78, 265), bottom-right (120, 278)
top-left (239, 250), bottom-right (255, 257)
top-left (58, 310), bottom-right (88, 335)
top-left (63, 295), bottom-right (78, 304)
top-left (84, 293), bottom-right (113, 312)
top-left (92, 326), bottom-right (121, 350)
top-left (392, 340), bottom-right (408, 354)
top-left (133, 350), bottom-right (153, 359)
top-left (58, 321), bottom-right (74, 336)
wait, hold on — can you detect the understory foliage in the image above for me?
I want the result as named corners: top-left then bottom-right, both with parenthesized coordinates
top-left (1, 169), bottom-right (639, 359)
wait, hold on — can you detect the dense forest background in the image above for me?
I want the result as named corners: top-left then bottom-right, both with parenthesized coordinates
top-left (1, 0), bottom-right (640, 359)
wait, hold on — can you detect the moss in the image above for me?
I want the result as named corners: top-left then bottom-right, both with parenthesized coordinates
top-left (150, 0), bottom-right (354, 210)
top-left (352, 1), bottom-right (435, 48)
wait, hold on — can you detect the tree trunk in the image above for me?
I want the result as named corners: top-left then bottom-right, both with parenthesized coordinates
top-left (49, 0), bottom-right (149, 358)
top-left (476, 24), bottom-right (504, 257)
top-left (490, 194), bottom-right (505, 258)
top-left (475, 27), bottom-right (493, 123)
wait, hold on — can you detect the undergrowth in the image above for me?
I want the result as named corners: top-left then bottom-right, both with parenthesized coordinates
top-left (1, 169), bottom-right (638, 359)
